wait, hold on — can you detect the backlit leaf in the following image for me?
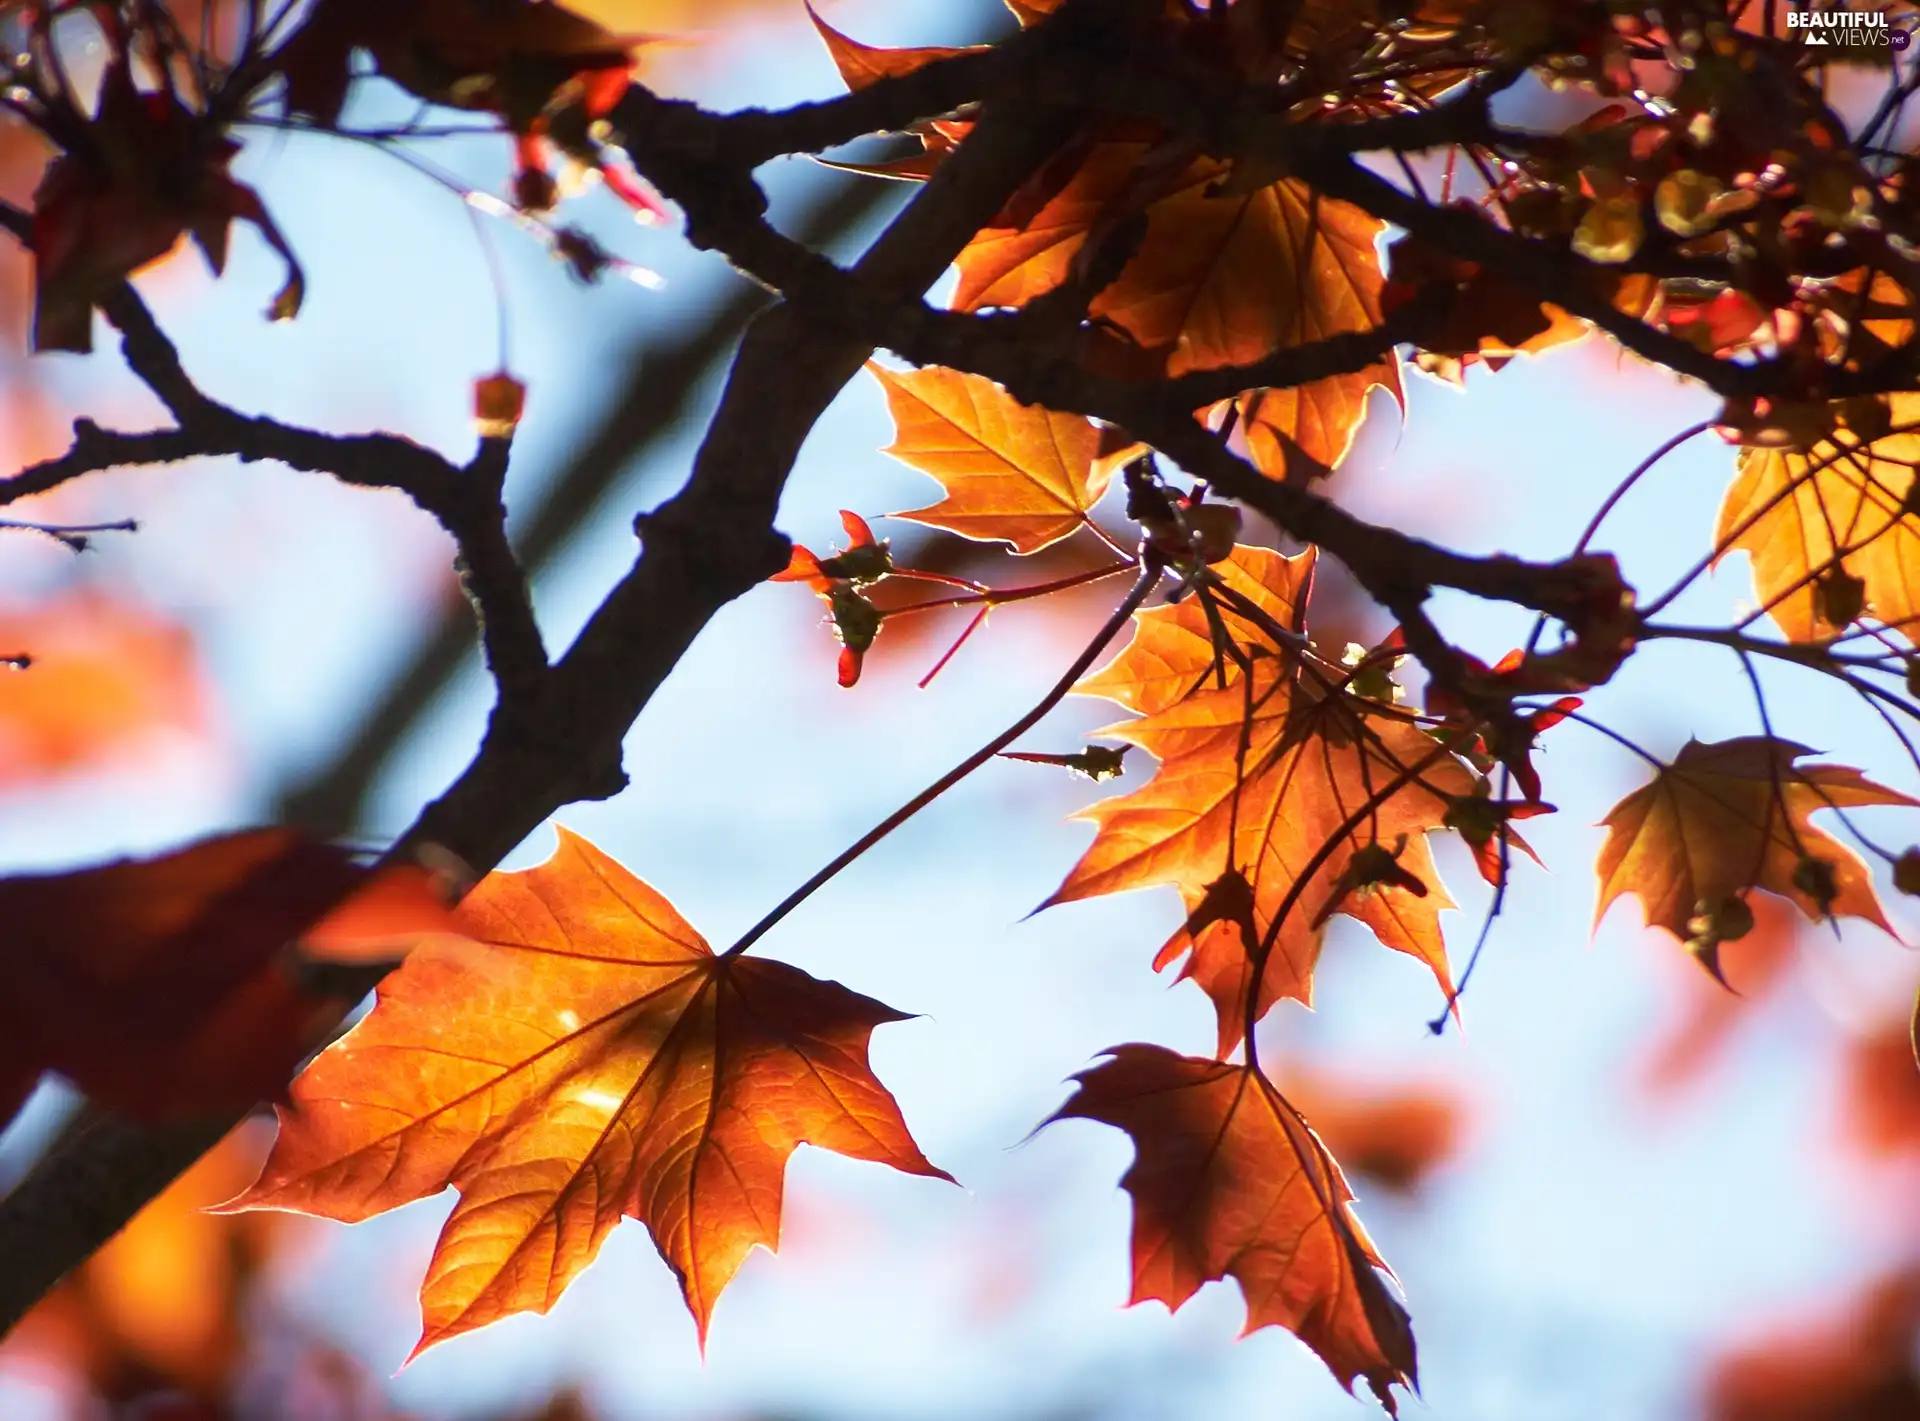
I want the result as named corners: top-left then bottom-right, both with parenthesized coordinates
top-left (955, 151), bottom-right (1398, 474)
top-left (0, 830), bottom-right (450, 1128)
top-left (1048, 1045), bottom-right (1417, 1413)
top-left (31, 58), bottom-right (301, 353)
top-left (1045, 547), bottom-right (1469, 1052)
top-left (1595, 737), bottom-right (1912, 945)
top-left (1715, 394), bottom-right (1920, 641)
top-left (806, 5), bottom-right (982, 90)
top-left (873, 364), bottom-right (1111, 554)
top-left (226, 828), bottom-right (948, 1355)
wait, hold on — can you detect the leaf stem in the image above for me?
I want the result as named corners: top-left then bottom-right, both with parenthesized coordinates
top-left (1429, 763), bottom-right (1514, 1034)
top-left (1522, 420), bottom-right (1714, 657)
top-left (720, 561), bottom-right (1163, 960)
top-left (880, 558), bottom-right (1137, 619)
top-left (1241, 734), bottom-right (1466, 1071)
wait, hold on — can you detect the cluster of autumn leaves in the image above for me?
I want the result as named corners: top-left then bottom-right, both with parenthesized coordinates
top-left (20, 0), bottom-right (664, 357)
top-left (12, 0), bottom-right (1920, 1416)
top-left (755, 1), bottom-right (1920, 1407)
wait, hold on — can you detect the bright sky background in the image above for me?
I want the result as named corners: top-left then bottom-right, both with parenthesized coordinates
top-left (3, 4), bottom-right (1920, 1420)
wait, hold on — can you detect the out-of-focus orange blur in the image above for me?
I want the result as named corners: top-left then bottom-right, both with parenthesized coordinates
top-left (0, 594), bottom-right (209, 789)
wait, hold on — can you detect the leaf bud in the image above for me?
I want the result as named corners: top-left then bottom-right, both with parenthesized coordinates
top-left (1792, 855), bottom-right (1840, 918)
top-left (1685, 893), bottom-right (1754, 988)
top-left (1348, 836), bottom-right (1426, 898)
top-left (1686, 894), bottom-right (1754, 946)
top-left (1140, 500), bottom-right (1241, 567)
top-left (514, 167), bottom-right (560, 213)
top-left (473, 372), bottom-right (527, 440)
top-left (1894, 847), bottom-right (1920, 898)
top-left (825, 584), bottom-right (882, 654)
top-left (1813, 567), bottom-right (1866, 629)
top-left (1073, 746), bottom-right (1128, 781)
top-left (1572, 194), bottom-right (1646, 265)
top-left (1655, 169), bottom-right (1727, 237)
top-left (1342, 641), bottom-right (1404, 704)
top-left (1185, 867), bottom-right (1259, 950)
top-left (1840, 394), bottom-right (1893, 445)
top-left (816, 541), bottom-right (892, 585)
top-left (1442, 792), bottom-right (1503, 850)
top-left (999, 746), bottom-right (1130, 782)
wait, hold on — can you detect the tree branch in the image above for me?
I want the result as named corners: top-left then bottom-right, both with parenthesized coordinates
top-left (0, 0), bottom-right (1125, 1328)
top-left (275, 175), bottom-right (903, 839)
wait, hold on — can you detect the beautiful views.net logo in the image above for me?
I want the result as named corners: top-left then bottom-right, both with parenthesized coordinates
top-left (1786, 7), bottom-right (1912, 48)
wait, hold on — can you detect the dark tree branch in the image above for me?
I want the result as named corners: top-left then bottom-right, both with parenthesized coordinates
top-left (0, 199), bottom-right (550, 728)
top-left (442, 437), bottom-right (549, 697)
top-left (275, 176), bottom-right (902, 838)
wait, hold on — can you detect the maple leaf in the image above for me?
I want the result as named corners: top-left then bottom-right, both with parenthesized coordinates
top-left (225, 828), bottom-right (949, 1355)
top-left (1048, 1045), bottom-right (1417, 1413)
top-left (1595, 738), bottom-right (1913, 957)
top-left (276, 0), bottom-right (638, 126)
top-left (32, 61), bottom-right (302, 353)
top-left (803, 12), bottom-right (970, 179)
top-left (872, 364), bottom-right (1112, 554)
top-left (806, 5), bottom-right (984, 91)
top-left (1044, 546), bottom-right (1473, 1052)
top-left (954, 144), bottom-right (1399, 474)
top-left (1715, 393), bottom-right (1920, 642)
top-left (0, 830), bottom-right (449, 1128)
top-left (274, 0), bottom-right (658, 216)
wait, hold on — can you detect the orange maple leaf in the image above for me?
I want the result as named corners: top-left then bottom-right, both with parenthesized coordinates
top-left (1714, 393), bottom-right (1920, 642)
top-left (871, 364), bottom-right (1112, 554)
top-left (1595, 737), bottom-right (1913, 949)
top-left (954, 146), bottom-right (1400, 474)
top-left (1048, 1045), bottom-right (1417, 1413)
top-left (1044, 546), bottom-right (1471, 1052)
top-left (808, 8), bottom-right (1403, 482)
top-left (806, 5), bottom-right (984, 90)
top-left (804, 12), bottom-right (970, 180)
top-left (0, 830), bottom-right (450, 1129)
top-left (225, 828), bottom-right (949, 1355)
